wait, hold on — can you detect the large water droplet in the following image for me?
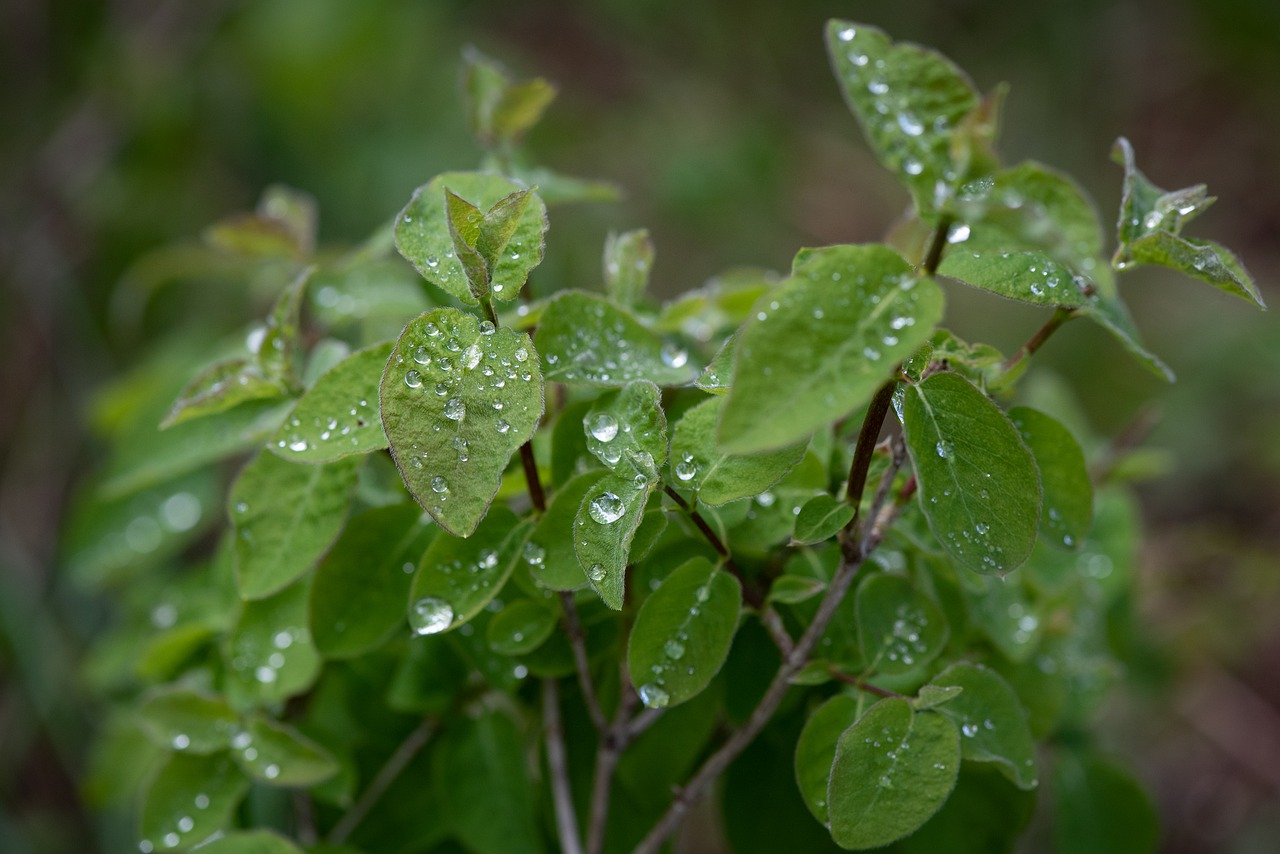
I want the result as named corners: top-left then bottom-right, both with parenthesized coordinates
top-left (514, 347), bottom-right (529, 362)
top-left (587, 564), bottom-right (607, 582)
top-left (479, 320), bottom-right (496, 335)
top-left (412, 346), bottom-right (431, 365)
top-left (897, 112), bottom-right (924, 136)
top-left (587, 413), bottom-right (619, 442)
top-left (405, 370), bottom-right (423, 389)
top-left (675, 459), bottom-right (698, 482)
top-left (589, 492), bottom-right (625, 524)
top-left (936, 440), bottom-right (954, 459)
top-left (463, 344), bottom-right (482, 370)
top-left (638, 683), bottom-right (670, 708)
top-left (431, 476), bottom-right (449, 494)
top-left (410, 597), bottom-right (454, 635)
top-left (444, 398), bottom-right (465, 421)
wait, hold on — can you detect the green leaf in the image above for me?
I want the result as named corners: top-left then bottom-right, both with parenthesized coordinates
top-left (720, 244), bottom-right (943, 453)
top-left (1053, 751), bottom-right (1159, 854)
top-left (196, 831), bottom-right (305, 854)
top-left (670, 397), bottom-right (807, 506)
top-left (407, 508), bottom-right (529, 635)
top-left (695, 332), bottom-right (736, 395)
top-left (794, 693), bottom-right (862, 824)
top-left (139, 752), bottom-right (248, 852)
top-left (1009, 407), bottom-right (1092, 549)
top-left (792, 494), bottom-right (856, 545)
top-left (961, 572), bottom-right (1042, 663)
top-left (605, 229), bottom-right (655, 306)
top-left (855, 573), bottom-right (948, 674)
top-left (269, 342), bottom-right (392, 462)
top-left (898, 372), bottom-right (1041, 575)
top-left (256, 184), bottom-right (318, 256)
top-left (258, 266), bottom-right (311, 383)
top-left (379, 308), bottom-right (543, 537)
top-left (527, 472), bottom-right (603, 590)
top-left (444, 189), bottom-right (491, 300)
top-left (627, 557), bottom-right (742, 708)
top-left (1129, 232), bottom-right (1264, 307)
top-left (915, 684), bottom-right (964, 711)
top-left (896, 765), bottom-right (1036, 854)
top-left (310, 504), bottom-right (437, 659)
top-left (825, 20), bottom-right (978, 214)
top-left (395, 172), bottom-right (548, 305)
top-left (461, 47), bottom-right (556, 149)
top-left (768, 574), bottom-right (826, 605)
top-left (229, 452), bottom-right (361, 599)
top-left (928, 663), bottom-right (1037, 789)
top-left (1079, 296), bottom-right (1174, 382)
top-left (501, 160), bottom-right (621, 206)
top-left (574, 473), bottom-right (653, 609)
top-left (827, 698), bottom-right (960, 850)
top-left (584, 380), bottom-right (668, 480)
top-left (534, 291), bottom-right (695, 387)
top-left (434, 711), bottom-right (543, 854)
top-left (936, 249), bottom-right (1098, 308)
top-left (486, 599), bottom-right (558, 656)
top-left (224, 578), bottom-right (321, 706)
top-left (161, 358), bottom-right (286, 429)
top-left (229, 716), bottom-right (339, 787)
top-left (137, 687), bottom-right (238, 755)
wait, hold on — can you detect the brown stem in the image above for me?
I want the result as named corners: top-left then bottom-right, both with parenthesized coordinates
top-left (520, 442), bottom-right (546, 514)
top-left (922, 215), bottom-right (953, 276)
top-left (328, 717), bottom-right (437, 845)
top-left (544, 679), bottom-right (585, 854)
top-left (1000, 307), bottom-right (1076, 374)
top-left (844, 380), bottom-right (897, 519)
top-left (826, 666), bottom-right (907, 699)
top-left (560, 591), bottom-right (607, 733)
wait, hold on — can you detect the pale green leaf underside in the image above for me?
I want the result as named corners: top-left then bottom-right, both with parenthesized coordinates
top-left (1080, 297), bottom-right (1174, 382)
top-left (792, 494), bottom-right (856, 545)
top-left (826, 20), bottom-right (978, 213)
top-left (626, 557), bottom-right (742, 709)
top-left (162, 358), bottom-right (285, 429)
top-left (937, 248), bottom-right (1097, 308)
top-left (604, 228), bottom-right (654, 307)
top-left (720, 244), bottom-right (943, 453)
top-left (928, 662), bottom-right (1038, 790)
top-left (136, 688), bottom-right (239, 755)
top-left (534, 291), bottom-right (694, 387)
top-left (671, 396), bottom-right (806, 506)
top-left (230, 717), bottom-right (338, 787)
top-left (1129, 233), bottom-right (1264, 307)
top-left (899, 372), bottom-right (1041, 575)
top-left (224, 579), bottom-right (321, 706)
top-left (574, 474), bottom-right (652, 610)
top-left (269, 341), bottom-right (392, 462)
top-left (827, 698), bottom-right (960, 850)
top-left (380, 308), bottom-right (544, 537)
top-left (140, 753), bottom-right (248, 853)
top-left (856, 572), bottom-right (948, 674)
top-left (795, 693), bottom-right (861, 824)
top-left (395, 172), bottom-right (547, 305)
top-left (584, 380), bottom-right (668, 480)
top-left (229, 452), bottom-right (361, 600)
top-left (1008, 406), bottom-right (1092, 550)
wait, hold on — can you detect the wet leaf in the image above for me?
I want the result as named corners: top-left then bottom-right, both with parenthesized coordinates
top-left (928, 662), bottom-right (1037, 790)
top-left (720, 244), bottom-right (942, 453)
top-left (794, 693), bottom-right (861, 824)
top-left (229, 716), bottom-right (339, 787)
top-left (224, 579), bottom-right (321, 707)
top-left (670, 397), bottom-right (807, 506)
top-left (792, 494), bottom-right (856, 545)
top-left (1009, 407), bottom-right (1092, 550)
top-left (269, 342), bottom-right (392, 462)
top-left (136, 687), bottom-right (238, 755)
top-left (856, 573), bottom-right (948, 675)
top-left (898, 371), bottom-right (1041, 575)
top-left (583, 380), bottom-right (668, 481)
top-left (139, 752), bottom-right (248, 853)
top-left (627, 557), bottom-right (742, 708)
top-left (574, 474), bottom-right (653, 610)
top-left (380, 308), bottom-right (543, 537)
top-left (604, 229), bottom-right (655, 306)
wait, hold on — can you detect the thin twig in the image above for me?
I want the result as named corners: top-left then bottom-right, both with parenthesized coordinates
top-left (632, 497), bottom-right (909, 853)
top-left (328, 717), bottom-right (437, 845)
top-left (1000, 307), bottom-right (1077, 374)
top-left (560, 591), bottom-right (607, 732)
top-left (826, 666), bottom-right (907, 699)
top-left (922, 215), bottom-right (954, 276)
top-left (520, 442), bottom-right (547, 513)
top-left (844, 380), bottom-right (898, 536)
top-left (544, 679), bottom-right (586, 854)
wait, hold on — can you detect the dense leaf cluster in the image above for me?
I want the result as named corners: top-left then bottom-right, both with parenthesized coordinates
top-left (71, 20), bottom-right (1258, 854)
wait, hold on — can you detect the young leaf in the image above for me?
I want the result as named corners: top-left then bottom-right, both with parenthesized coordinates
top-left (695, 332), bottom-right (736, 395)
top-left (574, 474), bottom-right (653, 610)
top-left (257, 266), bottom-right (312, 385)
top-left (584, 380), bottom-right (668, 480)
top-left (856, 573), bottom-right (948, 674)
top-left (229, 452), bottom-right (361, 600)
top-left (139, 752), bottom-right (248, 853)
top-left (794, 693), bottom-right (862, 824)
top-left (604, 229), bottom-right (655, 306)
top-left (1009, 407), bottom-right (1092, 549)
top-left (461, 47), bottom-right (556, 148)
top-left (196, 831), bottom-right (305, 854)
top-left (898, 372), bottom-right (1041, 575)
top-left (379, 308), bottom-right (544, 537)
top-left (825, 20), bottom-right (978, 214)
top-left (395, 172), bottom-right (548, 305)
top-left (310, 504), bottom-right (438, 659)
top-left (486, 599), bottom-right (557, 656)
top-left (478, 188), bottom-right (537, 268)
top-left (927, 663), bottom-right (1037, 790)
top-left (720, 244), bottom-right (943, 453)
top-left (269, 342), bottom-right (392, 462)
top-left (626, 557), bottom-right (742, 708)
top-left (961, 573), bottom-right (1042, 663)
top-left (444, 189), bottom-right (490, 300)
top-left (670, 397), bottom-right (807, 506)
top-left (827, 698), bottom-right (960, 849)
top-left (229, 716), bottom-right (339, 787)
top-left (768, 574), bottom-right (826, 605)
top-left (1129, 232), bottom-right (1264, 307)
top-left (407, 508), bottom-right (529, 635)
top-left (224, 579), bottom-right (321, 706)
top-left (936, 249), bottom-right (1097, 308)
top-left (534, 291), bottom-right (694, 387)
top-left (527, 471), bottom-right (604, 590)
top-left (136, 688), bottom-right (238, 755)
top-left (161, 359), bottom-right (285, 429)
top-left (1053, 751), bottom-right (1159, 854)
top-left (792, 494), bottom-right (856, 545)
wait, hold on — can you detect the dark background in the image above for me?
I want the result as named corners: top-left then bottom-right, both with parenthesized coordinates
top-left (2, 1), bottom-right (1278, 851)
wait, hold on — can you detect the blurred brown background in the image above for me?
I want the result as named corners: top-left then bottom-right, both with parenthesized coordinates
top-left (2, 1), bottom-right (1278, 851)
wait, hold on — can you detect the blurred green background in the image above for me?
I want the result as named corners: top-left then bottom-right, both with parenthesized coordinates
top-left (2, 1), bottom-right (1277, 851)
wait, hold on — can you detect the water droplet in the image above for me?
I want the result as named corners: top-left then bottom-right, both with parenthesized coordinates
top-left (194, 794), bottom-right (209, 809)
top-left (589, 492), bottom-right (625, 524)
top-left (463, 344), bottom-right (482, 370)
top-left (410, 597), bottom-right (453, 635)
top-left (664, 639), bottom-right (686, 660)
top-left (975, 522), bottom-right (990, 535)
top-left (496, 419), bottom-right (511, 433)
top-left (255, 666), bottom-right (277, 684)
top-left (868, 78), bottom-right (889, 95)
top-left (172, 734), bottom-right (190, 750)
top-left (660, 343), bottom-right (688, 368)
top-left (587, 564), bottom-right (607, 582)
top-left (587, 413), bottom-right (619, 442)
top-left (897, 112), bottom-right (924, 136)
top-left (431, 476), bottom-right (449, 494)
top-left (936, 440), bottom-right (954, 459)
top-left (962, 723), bottom-right (979, 737)
top-left (514, 347), bottom-right (529, 362)
top-left (524, 542), bottom-right (545, 566)
top-left (405, 370), bottom-right (423, 389)
top-left (444, 398), bottom-right (465, 421)
top-left (675, 459), bottom-right (698, 481)
top-left (903, 157), bottom-right (924, 176)
top-left (638, 683), bottom-right (670, 708)
top-left (445, 338), bottom-right (460, 352)
top-left (412, 346), bottom-right (431, 365)
top-left (947, 224), bottom-right (971, 244)
top-left (164, 833), bottom-right (180, 848)
top-left (479, 320), bottom-right (496, 335)
top-left (838, 26), bottom-right (856, 41)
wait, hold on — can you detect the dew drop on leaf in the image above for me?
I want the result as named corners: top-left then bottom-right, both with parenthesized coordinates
top-left (589, 492), bottom-right (625, 524)
top-left (405, 370), bottom-right (423, 389)
top-left (587, 413), bottom-right (619, 442)
top-left (638, 683), bottom-right (671, 708)
top-left (410, 597), bottom-right (454, 635)
top-left (444, 398), bottom-right (465, 421)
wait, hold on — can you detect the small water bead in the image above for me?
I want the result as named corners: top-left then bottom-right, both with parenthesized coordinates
top-left (664, 639), bottom-right (686, 660)
top-left (838, 26), bottom-right (856, 41)
top-left (255, 666), bottom-right (277, 684)
top-left (849, 51), bottom-right (868, 66)
top-left (445, 338), bottom-right (461, 352)
top-left (444, 398), bottom-right (465, 421)
top-left (524, 542), bottom-right (546, 566)
top-left (975, 522), bottom-right (990, 535)
top-left (589, 492), bottom-right (626, 524)
top-left (194, 794), bottom-right (210, 809)
top-left (660, 343), bottom-right (688, 368)
top-left (903, 157), bottom-right (924, 176)
top-left (431, 476), bottom-right (449, 494)
top-left (947, 224), bottom-right (971, 244)
top-left (412, 345), bottom-right (431, 365)
top-left (897, 112), bottom-right (924, 136)
top-left (514, 347), bottom-right (529, 362)
top-left (962, 723), bottom-right (979, 737)
top-left (478, 550), bottom-right (499, 570)
top-left (463, 344), bottom-right (482, 370)
top-left (164, 833), bottom-right (181, 848)
top-left (638, 683), bottom-right (671, 708)
top-left (288, 438), bottom-right (309, 452)
top-left (868, 78), bottom-right (889, 95)
top-left (863, 346), bottom-right (881, 360)
top-left (405, 370), bottom-right (423, 389)
top-left (587, 413), bottom-right (619, 442)
top-left (587, 564), bottom-right (607, 582)
top-left (410, 597), bottom-right (454, 635)
top-left (496, 419), bottom-right (511, 433)
top-left (600, 445), bottom-right (622, 465)
top-left (172, 734), bottom-right (190, 750)
top-left (675, 457), bottom-right (698, 482)
top-left (935, 440), bottom-right (954, 459)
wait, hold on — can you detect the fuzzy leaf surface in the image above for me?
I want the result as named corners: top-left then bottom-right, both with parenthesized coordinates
top-left (583, 380), bottom-right (667, 480)
top-left (574, 474), bottom-right (652, 610)
top-left (794, 693), bottom-right (862, 824)
top-left (856, 573), bottom-right (948, 674)
top-left (671, 397), bottom-right (807, 506)
top-left (1009, 406), bottom-right (1092, 549)
top-left (928, 663), bottom-right (1038, 790)
top-left (269, 342), bottom-right (391, 462)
